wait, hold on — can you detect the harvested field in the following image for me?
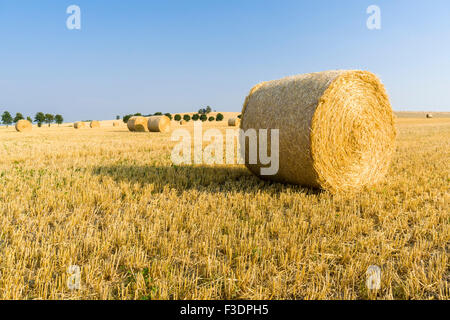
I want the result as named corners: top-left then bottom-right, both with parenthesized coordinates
top-left (0, 117), bottom-right (448, 300)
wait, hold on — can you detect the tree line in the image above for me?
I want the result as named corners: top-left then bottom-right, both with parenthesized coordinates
top-left (1, 111), bottom-right (64, 127)
top-left (121, 106), bottom-right (225, 123)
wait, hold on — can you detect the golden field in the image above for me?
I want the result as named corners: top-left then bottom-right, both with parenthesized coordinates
top-left (0, 116), bottom-right (448, 300)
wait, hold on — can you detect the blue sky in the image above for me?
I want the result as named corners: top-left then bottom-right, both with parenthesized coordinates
top-left (0, 0), bottom-right (449, 122)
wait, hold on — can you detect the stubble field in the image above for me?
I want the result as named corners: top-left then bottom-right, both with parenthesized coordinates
top-left (0, 117), bottom-right (448, 299)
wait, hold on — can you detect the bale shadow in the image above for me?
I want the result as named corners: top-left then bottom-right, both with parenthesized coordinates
top-left (92, 164), bottom-right (321, 195)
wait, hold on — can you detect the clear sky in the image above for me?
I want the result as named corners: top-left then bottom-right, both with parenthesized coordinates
top-left (0, 0), bottom-right (449, 122)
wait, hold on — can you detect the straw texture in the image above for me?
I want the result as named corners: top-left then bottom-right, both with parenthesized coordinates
top-left (240, 70), bottom-right (396, 193)
top-left (74, 122), bottom-right (86, 129)
top-left (127, 117), bottom-right (137, 131)
top-left (15, 120), bottom-right (32, 132)
top-left (228, 118), bottom-right (241, 127)
top-left (90, 121), bottom-right (100, 128)
top-left (127, 116), bottom-right (148, 132)
top-left (148, 116), bottom-right (171, 133)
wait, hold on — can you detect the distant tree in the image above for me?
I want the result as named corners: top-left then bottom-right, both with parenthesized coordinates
top-left (198, 108), bottom-right (206, 115)
top-left (237, 114), bottom-right (242, 119)
top-left (174, 114), bottom-right (181, 121)
top-left (123, 114), bottom-right (132, 123)
top-left (1, 111), bottom-right (13, 127)
top-left (26, 116), bottom-right (33, 123)
top-left (183, 114), bottom-right (191, 122)
top-left (208, 116), bottom-right (215, 121)
top-left (34, 112), bottom-right (45, 127)
top-left (133, 113), bottom-right (142, 116)
top-left (116, 115), bottom-right (120, 120)
top-left (55, 114), bottom-right (64, 126)
top-left (154, 112), bottom-right (163, 116)
top-left (192, 114), bottom-right (199, 121)
top-left (45, 114), bottom-right (54, 127)
top-left (205, 106), bottom-right (212, 114)
top-left (13, 112), bottom-right (24, 123)
top-left (164, 113), bottom-right (172, 120)
top-left (200, 114), bottom-right (207, 122)
top-left (216, 113), bottom-right (224, 121)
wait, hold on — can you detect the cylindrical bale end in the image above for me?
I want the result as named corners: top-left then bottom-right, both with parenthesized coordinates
top-left (128, 116), bottom-right (148, 132)
top-left (90, 121), bottom-right (100, 128)
top-left (74, 122), bottom-right (86, 129)
top-left (15, 120), bottom-right (32, 132)
top-left (148, 116), bottom-right (171, 133)
top-left (228, 118), bottom-right (241, 127)
top-left (240, 70), bottom-right (396, 193)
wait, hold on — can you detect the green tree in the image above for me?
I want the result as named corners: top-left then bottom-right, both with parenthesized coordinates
top-left (13, 112), bottom-right (24, 123)
top-left (116, 115), bottom-right (120, 120)
top-left (26, 116), bottom-right (33, 123)
top-left (183, 114), bottom-right (191, 122)
top-left (208, 116), bottom-right (215, 121)
top-left (1, 111), bottom-right (13, 127)
top-left (174, 114), bottom-right (181, 121)
top-left (123, 114), bottom-right (132, 123)
top-left (205, 106), bottom-right (212, 114)
top-left (200, 114), bottom-right (207, 122)
top-left (216, 113), bottom-right (224, 121)
top-left (192, 114), bottom-right (199, 121)
top-left (237, 114), bottom-right (242, 119)
top-left (55, 114), bottom-right (64, 126)
top-left (45, 114), bottom-right (54, 127)
top-left (164, 113), bottom-right (172, 120)
top-left (35, 112), bottom-right (45, 127)
top-left (154, 112), bottom-right (163, 116)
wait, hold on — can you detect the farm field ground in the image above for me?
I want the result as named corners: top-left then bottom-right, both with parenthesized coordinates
top-left (0, 115), bottom-right (448, 299)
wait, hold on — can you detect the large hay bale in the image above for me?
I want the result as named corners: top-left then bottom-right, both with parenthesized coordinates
top-left (148, 115), bottom-right (171, 133)
top-left (426, 113), bottom-right (433, 119)
top-left (240, 70), bottom-right (396, 193)
top-left (228, 118), bottom-right (241, 127)
top-left (90, 120), bottom-right (100, 128)
top-left (74, 122), bottom-right (86, 129)
top-left (127, 117), bottom-right (137, 131)
top-left (15, 120), bottom-right (32, 132)
top-left (127, 116), bottom-right (148, 132)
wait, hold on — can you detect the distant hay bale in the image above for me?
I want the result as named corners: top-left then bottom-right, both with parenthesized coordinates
top-left (113, 121), bottom-right (120, 127)
top-left (228, 118), bottom-right (241, 127)
top-left (15, 120), bottom-right (32, 132)
top-left (74, 122), bottom-right (86, 129)
top-left (90, 120), bottom-right (100, 128)
top-left (426, 113), bottom-right (433, 119)
top-left (148, 115), bottom-right (171, 133)
top-left (127, 116), bottom-right (137, 131)
top-left (127, 116), bottom-right (148, 132)
top-left (179, 120), bottom-right (186, 125)
top-left (240, 70), bottom-right (396, 193)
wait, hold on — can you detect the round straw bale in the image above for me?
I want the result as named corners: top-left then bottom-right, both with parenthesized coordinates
top-left (240, 70), bottom-right (396, 193)
top-left (127, 116), bottom-right (137, 131)
top-left (179, 120), bottom-right (186, 125)
top-left (426, 113), bottom-right (433, 119)
top-left (90, 120), bottom-right (100, 128)
top-left (148, 115), bottom-right (171, 133)
top-left (113, 121), bottom-right (120, 127)
top-left (127, 116), bottom-right (148, 132)
top-left (15, 119), bottom-right (32, 132)
top-left (74, 122), bottom-right (86, 129)
top-left (228, 118), bottom-right (241, 127)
